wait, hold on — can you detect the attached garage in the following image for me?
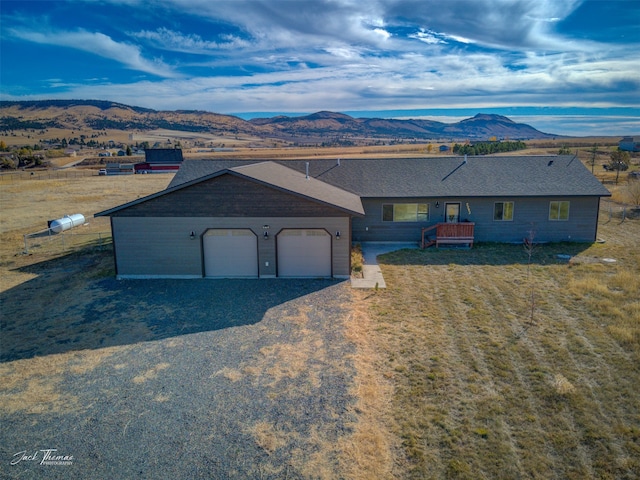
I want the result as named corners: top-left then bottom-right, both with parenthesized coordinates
top-left (203, 229), bottom-right (258, 277)
top-left (277, 229), bottom-right (331, 277)
top-left (95, 161), bottom-right (364, 279)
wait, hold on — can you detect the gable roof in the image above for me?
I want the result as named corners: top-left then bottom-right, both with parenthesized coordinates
top-left (95, 161), bottom-right (364, 217)
top-left (171, 156), bottom-right (611, 198)
top-left (229, 162), bottom-right (364, 214)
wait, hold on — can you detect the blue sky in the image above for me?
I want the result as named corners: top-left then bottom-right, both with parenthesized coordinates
top-left (1, 0), bottom-right (639, 136)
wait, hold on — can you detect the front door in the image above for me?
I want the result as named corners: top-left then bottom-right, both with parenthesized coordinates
top-left (445, 203), bottom-right (461, 223)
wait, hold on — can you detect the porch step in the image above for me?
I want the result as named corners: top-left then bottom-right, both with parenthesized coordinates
top-left (421, 238), bottom-right (436, 249)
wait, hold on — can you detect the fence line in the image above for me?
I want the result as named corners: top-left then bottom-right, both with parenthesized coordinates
top-left (23, 229), bottom-right (112, 255)
top-left (0, 169), bottom-right (95, 182)
top-left (600, 199), bottom-right (639, 222)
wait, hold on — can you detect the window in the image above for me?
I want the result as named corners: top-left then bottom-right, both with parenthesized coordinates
top-left (382, 203), bottom-right (429, 222)
top-left (494, 201), bottom-right (514, 221)
top-left (549, 201), bottom-right (570, 220)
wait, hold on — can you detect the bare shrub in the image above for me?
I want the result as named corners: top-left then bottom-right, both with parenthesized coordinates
top-left (351, 243), bottom-right (364, 277)
top-left (625, 179), bottom-right (640, 206)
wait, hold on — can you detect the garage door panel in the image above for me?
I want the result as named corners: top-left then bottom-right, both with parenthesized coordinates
top-left (204, 229), bottom-right (258, 277)
top-left (277, 229), bottom-right (331, 277)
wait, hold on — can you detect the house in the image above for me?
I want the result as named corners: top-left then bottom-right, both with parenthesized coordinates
top-left (105, 163), bottom-right (135, 175)
top-left (135, 148), bottom-right (183, 173)
top-left (619, 137), bottom-right (640, 152)
top-left (95, 155), bottom-right (610, 279)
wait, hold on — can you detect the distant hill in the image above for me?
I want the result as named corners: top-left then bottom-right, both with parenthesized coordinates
top-left (0, 100), bottom-right (557, 142)
top-left (250, 111), bottom-right (554, 140)
top-left (0, 100), bottom-right (257, 136)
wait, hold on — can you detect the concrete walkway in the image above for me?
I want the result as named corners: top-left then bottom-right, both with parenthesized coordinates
top-left (350, 242), bottom-right (419, 289)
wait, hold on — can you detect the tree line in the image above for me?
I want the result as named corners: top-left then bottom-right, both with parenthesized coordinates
top-left (452, 140), bottom-right (527, 155)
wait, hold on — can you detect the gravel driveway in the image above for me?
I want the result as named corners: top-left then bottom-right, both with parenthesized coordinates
top-left (1, 271), bottom-right (358, 479)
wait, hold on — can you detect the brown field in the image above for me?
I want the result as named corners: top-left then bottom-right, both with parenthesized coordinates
top-left (0, 172), bottom-right (173, 291)
top-left (1, 150), bottom-right (639, 478)
top-left (357, 211), bottom-right (640, 478)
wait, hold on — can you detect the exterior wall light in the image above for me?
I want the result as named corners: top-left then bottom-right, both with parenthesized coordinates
top-left (264, 231), bottom-right (269, 240)
top-left (189, 231), bottom-right (196, 240)
top-left (336, 231), bottom-right (341, 239)
top-left (435, 201), bottom-right (440, 208)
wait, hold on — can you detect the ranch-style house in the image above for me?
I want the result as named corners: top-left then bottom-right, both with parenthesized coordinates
top-left (95, 155), bottom-right (611, 279)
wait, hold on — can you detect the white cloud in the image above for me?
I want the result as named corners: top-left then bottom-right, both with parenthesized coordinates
top-left (324, 47), bottom-right (363, 60)
top-left (131, 28), bottom-right (249, 54)
top-left (12, 28), bottom-right (634, 115)
top-left (442, 33), bottom-right (474, 45)
top-left (373, 28), bottom-right (391, 40)
top-left (3, 0), bottom-right (638, 125)
top-left (9, 27), bottom-right (179, 78)
top-left (409, 29), bottom-right (445, 45)
top-left (80, 1), bottom-right (601, 58)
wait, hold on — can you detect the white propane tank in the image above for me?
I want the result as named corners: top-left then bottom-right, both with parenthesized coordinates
top-left (48, 214), bottom-right (85, 233)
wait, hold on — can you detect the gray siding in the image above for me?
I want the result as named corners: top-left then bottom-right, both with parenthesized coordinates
top-left (112, 216), bottom-right (351, 278)
top-left (353, 196), bottom-right (601, 243)
top-left (353, 197), bottom-right (430, 243)
top-left (465, 196), bottom-right (600, 243)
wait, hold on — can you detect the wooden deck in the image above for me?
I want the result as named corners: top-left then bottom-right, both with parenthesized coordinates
top-left (421, 222), bottom-right (475, 248)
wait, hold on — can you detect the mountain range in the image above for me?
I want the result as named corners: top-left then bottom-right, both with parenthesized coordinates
top-left (0, 100), bottom-right (557, 142)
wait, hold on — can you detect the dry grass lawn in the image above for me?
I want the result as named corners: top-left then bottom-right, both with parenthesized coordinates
top-left (0, 171), bottom-right (172, 290)
top-left (359, 214), bottom-right (640, 479)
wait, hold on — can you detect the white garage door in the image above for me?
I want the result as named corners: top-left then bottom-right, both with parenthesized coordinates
top-left (277, 229), bottom-right (331, 277)
top-left (203, 229), bottom-right (258, 277)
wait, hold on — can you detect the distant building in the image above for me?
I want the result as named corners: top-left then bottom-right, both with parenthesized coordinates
top-left (105, 163), bottom-right (135, 175)
top-left (134, 148), bottom-right (184, 174)
top-left (619, 137), bottom-right (640, 152)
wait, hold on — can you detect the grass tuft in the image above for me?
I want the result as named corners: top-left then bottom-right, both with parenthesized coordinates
top-left (552, 373), bottom-right (576, 396)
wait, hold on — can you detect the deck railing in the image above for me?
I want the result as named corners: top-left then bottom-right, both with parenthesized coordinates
top-left (421, 222), bottom-right (475, 248)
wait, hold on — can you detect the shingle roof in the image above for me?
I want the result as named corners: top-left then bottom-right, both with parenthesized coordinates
top-left (228, 162), bottom-right (364, 215)
top-left (170, 156), bottom-right (611, 198)
top-left (169, 160), bottom-right (254, 188)
top-left (96, 161), bottom-right (364, 217)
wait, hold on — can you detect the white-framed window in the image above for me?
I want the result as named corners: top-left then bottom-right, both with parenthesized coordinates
top-left (382, 203), bottom-right (429, 222)
top-left (493, 201), bottom-right (514, 221)
top-left (549, 201), bottom-right (570, 221)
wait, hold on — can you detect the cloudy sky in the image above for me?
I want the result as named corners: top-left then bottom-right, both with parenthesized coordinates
top-left (1, 0), bottom-right (639, 136)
